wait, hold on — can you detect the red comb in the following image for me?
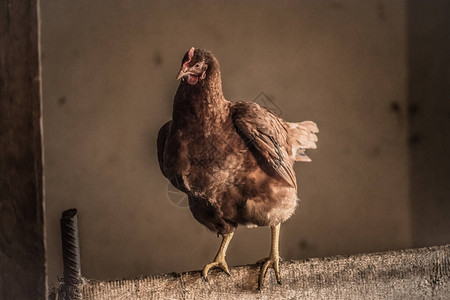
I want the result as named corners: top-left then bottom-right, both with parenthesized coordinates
top-left (182, 47), bottom-right (195, 70)
top-left (188, 47), bottom-right (195, 60)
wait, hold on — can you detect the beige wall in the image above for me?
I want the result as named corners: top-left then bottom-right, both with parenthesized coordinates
top-left (42, 0), bottom-right (411, 284)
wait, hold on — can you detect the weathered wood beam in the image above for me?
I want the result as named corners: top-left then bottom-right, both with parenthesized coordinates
top-left (0, 1), bottom-right (46, 299)
top-left (56, 244), bottom-right (449, 299)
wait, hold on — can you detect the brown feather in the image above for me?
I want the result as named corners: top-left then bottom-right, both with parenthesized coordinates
top-left (232, 102), bottom-right (297, 188)
top-left (157, 120), bottom-right (171, 178)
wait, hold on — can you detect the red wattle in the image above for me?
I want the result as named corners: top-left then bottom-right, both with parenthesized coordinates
top-left (187, 75), bottom-right (198, 85)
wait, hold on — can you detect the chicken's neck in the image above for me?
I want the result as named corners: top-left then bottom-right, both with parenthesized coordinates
top-left (173, 71), bottom-right (229, 129)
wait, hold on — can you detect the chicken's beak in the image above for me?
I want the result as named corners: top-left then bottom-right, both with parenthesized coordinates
top-left (176, 68), bottom-right (189, 80)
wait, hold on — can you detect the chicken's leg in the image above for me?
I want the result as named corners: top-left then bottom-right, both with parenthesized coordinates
top-left (202, 232), bottom-right (234, 281)
top-left (257, 223), bottom-right (282, 290)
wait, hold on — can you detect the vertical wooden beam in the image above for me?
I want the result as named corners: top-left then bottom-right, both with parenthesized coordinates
top-left (0, 1), bottom-right (46, 299)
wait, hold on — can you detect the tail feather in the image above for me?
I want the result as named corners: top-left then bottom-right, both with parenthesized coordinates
top-left (288, 121), bottom-right (319, 162)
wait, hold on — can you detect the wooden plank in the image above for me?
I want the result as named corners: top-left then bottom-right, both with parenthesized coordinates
top-left (0, 1), bottom-right (46, 299)
top-left (61, 245), bottom-right (450, 299)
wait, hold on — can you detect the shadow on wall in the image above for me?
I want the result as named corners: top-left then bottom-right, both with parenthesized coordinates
top-left (407, 0), bottom-right (450, 247)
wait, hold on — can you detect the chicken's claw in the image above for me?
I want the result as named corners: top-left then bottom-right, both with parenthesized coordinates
top-left (257, 224), bottom-right (282, 290)
top-left (257, 254), bottom-right (282, 290)
top-left (201, 232), bottom-right (234, 281)
top-left (202, 259), bottom-right (231, 281)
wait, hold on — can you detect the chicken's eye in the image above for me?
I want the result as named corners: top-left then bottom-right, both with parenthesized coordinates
top-left (195, 63), bottom-right (200, 68)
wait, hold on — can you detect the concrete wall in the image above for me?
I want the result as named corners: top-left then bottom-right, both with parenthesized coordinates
top-left (42, 0), bottom-right (413, 284)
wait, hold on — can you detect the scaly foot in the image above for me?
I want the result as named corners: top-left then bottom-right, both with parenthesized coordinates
top-left (257, 223), bottom-right (282, 290)
top-left (201, 232), bottom-right (234, 281)
top-left (201, 257), bottom-right (231, 281)
top-left (257, 254), bottom-right (282, 290)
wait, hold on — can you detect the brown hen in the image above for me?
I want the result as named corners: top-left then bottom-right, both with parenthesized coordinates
top-left (157, 47), bottom-right (318, 289)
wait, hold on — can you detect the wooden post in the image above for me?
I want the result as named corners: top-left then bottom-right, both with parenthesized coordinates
top-left (0, 1), bottom-right (46, 299)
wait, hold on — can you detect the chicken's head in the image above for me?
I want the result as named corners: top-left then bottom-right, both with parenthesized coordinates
top-left (176, 47), bottom-right (209, 85)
